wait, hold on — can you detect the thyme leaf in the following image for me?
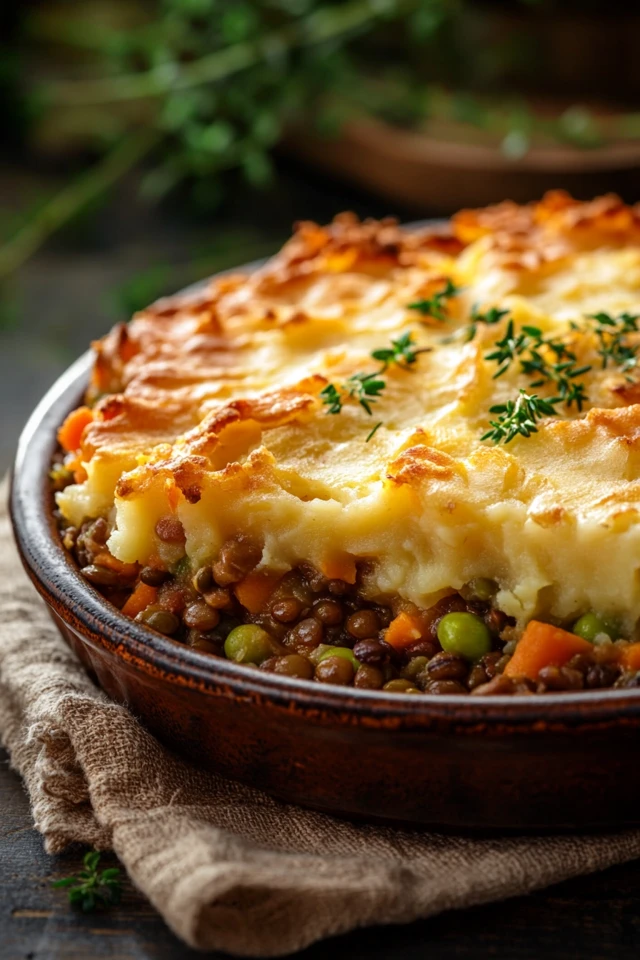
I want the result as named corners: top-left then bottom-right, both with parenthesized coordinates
top-left (466, 304), bottom-right (510, 342)
top-left (51, 851), bottom-right (122, 913)
top-left (370, 330), bottom-right (431, 370)
top-left (407, 279), bottom-right (463, 321)
top-left (365, 421), bottom-right (383, 442)
top-left (321, 330), bottom-right (428, 434)
top-left (485, 322), bottom-right (591, 411)
top-left (587, 311), bottom-right (640, 379)
top-left (481, 391), bottom-right (559, 445)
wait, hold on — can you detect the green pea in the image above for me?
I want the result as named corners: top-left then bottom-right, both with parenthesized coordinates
top-left (224, 624), bottom-right (274, 664)
top-left (437, 612), bottom-right (492, 661)
top-left (172, 555), bottom-right (191, 579)
top-left (465, 577), bottom-right (498, 603)
top-left (573, 613), bottom-right (619, 642)
top-left (317, 646), bottom-right (360, 671)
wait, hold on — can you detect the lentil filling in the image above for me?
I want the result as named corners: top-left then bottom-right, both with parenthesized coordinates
top-left (53, 487), bottom-right (640, 695)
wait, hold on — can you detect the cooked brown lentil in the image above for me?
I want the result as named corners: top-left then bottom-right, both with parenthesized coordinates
top-left (141, 609), bottom-right (180, 635)
top-left (425, 651), bottom-right (469, 682)
top-left (424, 679), bottom-right (468, 695)
top-left (312, 599), bottom-right (344, 625)
top-left (346, 609), bottom-right (379, 640)
top-left (585, 662), bottom-right (620, 689)
top-left (353, 664), bottom-right (385, 689)
top-left (351, 638), bottom-right (387, 666)
top-left (538, 665), bottom-right (584, 692)
top-left (213, 537), bottom-right (263, 586)
top-left (315, 656), bottom-right (354, 685)
top-left (81, 564), bottom-right (124, 587)
top-left (287, 617), bottom-right (323, 652)
top-left (140, 566), bottom-right (171, 587)
top-left (54, 464), bottom-right (640, 697)
top-left (263, 654), bottom-right (315, 680)
top-left (183, 602), bottom-right (221, 632)
top-left (271, 597), bottom-right (305, 623)
top-left (192, 565), bottom-right (214, 593)
top-left (383, 678), bottom-right (417, 693)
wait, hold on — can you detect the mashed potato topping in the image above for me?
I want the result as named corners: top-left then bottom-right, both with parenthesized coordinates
top-left (57, 192), bottom-right (640, 632)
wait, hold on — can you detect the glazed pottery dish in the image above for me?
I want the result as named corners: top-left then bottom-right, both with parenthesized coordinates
top-left (11, 191), bottom-right (640, 829)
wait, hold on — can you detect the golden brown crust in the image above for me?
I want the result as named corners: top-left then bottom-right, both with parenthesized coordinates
top-left (453, 190), bottom-right (640, 271)
top-left (57, 192), bottom-right (640, 631)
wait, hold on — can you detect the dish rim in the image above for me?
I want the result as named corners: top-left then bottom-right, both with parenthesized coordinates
top-left (10, 259), bottom-right (640, 730)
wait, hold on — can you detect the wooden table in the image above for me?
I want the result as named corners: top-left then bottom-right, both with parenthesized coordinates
top-left (3, 748), bottom-right (640, 960)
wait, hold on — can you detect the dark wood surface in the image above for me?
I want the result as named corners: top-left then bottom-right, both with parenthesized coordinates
top-left (3, 746), bottom-right (640, 960)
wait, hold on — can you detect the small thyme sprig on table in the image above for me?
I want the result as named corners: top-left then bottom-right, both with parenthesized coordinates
top-left (407, 279), bottom-right (463, 321)
top-left (320, 330), bottom-right (430, 438)
top-left (486, 321), bottom-right (591, 411)
top-left (465, 304), bottom-right (510, 342)
top-left (481, 391), bottom-right (559, 445)
top-left (586, 311), bottom-right (640, 379)
top-left (51, 851), bottom-right (122, 913)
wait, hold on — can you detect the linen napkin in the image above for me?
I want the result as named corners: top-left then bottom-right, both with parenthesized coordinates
top-left (3, 480), bottom-right (640, 956)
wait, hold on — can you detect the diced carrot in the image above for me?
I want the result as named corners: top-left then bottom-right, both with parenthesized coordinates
top-left (504, 620), bottom-right (593, 680)
top-left (57, 406), bottom-right (94, 453)
top-left (122, 582), bottom-right (158, 618)
top-left (320, 554), bottom-right (357, 585)
top-left (384, 611), bottom-right (424, 651)
top-left (234, 572), bottom-right (282, 614)
top-left (620, 642), bottom-right (640, 671)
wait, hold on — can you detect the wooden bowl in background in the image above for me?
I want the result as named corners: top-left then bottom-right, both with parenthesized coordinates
top-left (284, 115), bottom-right (640, 213)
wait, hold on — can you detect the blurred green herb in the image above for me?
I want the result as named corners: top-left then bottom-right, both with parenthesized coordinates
top-left (465, 304), bottom-right (510, 341)
top-left (51, 851), bottom-right (122, 913)
top-left (2, 0), bottom-right (639, 283)
top-left (586, 311), bottom-right (640, 379)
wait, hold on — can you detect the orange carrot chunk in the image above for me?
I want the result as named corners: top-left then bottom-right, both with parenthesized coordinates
top-left (320, 554), bottom-right (357, 585)
top-left (504, 620), bottom-right (593, 680)
top-left (57, 406), bottom-right (94, 453)
top-left (234, 572), bottom-right (281, 615)
top-left (620, 642), bottom-right (640, 672)
top-left (384, 611), bottom-right (424, 650)
top-left (122, 582), bottom-right (158, 618)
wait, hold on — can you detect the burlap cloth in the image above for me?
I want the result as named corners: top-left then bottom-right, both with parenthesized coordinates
top-left (3, 484), bottom-right (640, 956)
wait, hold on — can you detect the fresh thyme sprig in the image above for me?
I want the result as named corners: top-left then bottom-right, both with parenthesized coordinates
top-left (51, 851), bottom-right (122, 913)
top-left (586, 311), bottom-right (640, 379)
top-left (321, 371), bottom-right (386, 416)
top-left (407, 279), bottom-right (463, 321)
top-left (486, 321), bottom-right (591, 411)
top-left (465, 304), bottom-right (510, 341)
top-left (320, 330), bottom-right (430, 436)
top-left (480, 310), bottom-right (640, 444)
top-left (485, 319), bottom-right (530, 376)
top-left (481, 391), bottom-right (559, 445)
top-left (370, 330), bottom-right (431, 370)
